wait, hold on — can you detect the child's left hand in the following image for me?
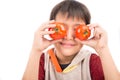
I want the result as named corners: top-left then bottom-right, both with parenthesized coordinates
top-left (76, 23), bottom-right (108, 53)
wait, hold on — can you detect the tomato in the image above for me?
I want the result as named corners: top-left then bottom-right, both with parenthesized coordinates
top-left (49, 22), bottom-right (66, 40)
top-left (75, 25), bottom-right (91, 40)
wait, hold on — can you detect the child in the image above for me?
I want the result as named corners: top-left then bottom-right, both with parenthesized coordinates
top-left (22, 0), bottom-right (120, 80)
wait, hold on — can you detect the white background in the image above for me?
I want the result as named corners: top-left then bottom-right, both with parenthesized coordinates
top-left (0, 0), bottom-right (120, 80)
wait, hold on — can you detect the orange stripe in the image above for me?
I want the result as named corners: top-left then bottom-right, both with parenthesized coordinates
top-left (48, 49), bottom-right (62, 72)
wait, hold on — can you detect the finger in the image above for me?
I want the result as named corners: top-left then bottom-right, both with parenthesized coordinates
top-left (87, 23), bottom-right (101, 30)
top-left (89, 23), bottom-right (105, 33)
top-left (93, 28), bottom-right (100, 39)
top-left (40, 31), bottom-right (55, 36)
top-left (93, 26), bottom-right (105, 39)
top-left (88, 24), bottom-right (105, 39)
top-left (39, 20), bottom-right (56, 31)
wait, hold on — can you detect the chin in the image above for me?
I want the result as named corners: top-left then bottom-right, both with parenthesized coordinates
top-left (59, 46), bottom-right (80, 56)
top-left (63, 51), bottom-right (78, 57)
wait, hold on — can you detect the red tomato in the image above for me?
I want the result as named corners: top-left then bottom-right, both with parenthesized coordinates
top-left (75, 25), bottom-right (91, 40)
top-left (49, 22), bottom-right (66, 40)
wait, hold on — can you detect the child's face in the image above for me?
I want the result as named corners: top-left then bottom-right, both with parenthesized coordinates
top-left (54, 13), bottom-right (85, 57)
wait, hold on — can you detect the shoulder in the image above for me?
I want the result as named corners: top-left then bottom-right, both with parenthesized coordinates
top-left (90, 54), bottom-right (101, 70)
top-left (38, 53), bottom-right (45, 80)
top-left (39, 53), bottom-right (45, 68)
top-left (90, 54), bottom-right (105, 80)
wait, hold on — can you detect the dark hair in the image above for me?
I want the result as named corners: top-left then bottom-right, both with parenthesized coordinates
top-left (50, 0), bottom-right (91, 24)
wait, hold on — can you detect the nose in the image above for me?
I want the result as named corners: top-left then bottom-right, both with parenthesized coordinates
top-left (65, 27), bottom-right (75, 40)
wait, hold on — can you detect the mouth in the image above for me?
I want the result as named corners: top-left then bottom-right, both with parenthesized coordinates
top-left (60, 42), bottom-right (76, 48)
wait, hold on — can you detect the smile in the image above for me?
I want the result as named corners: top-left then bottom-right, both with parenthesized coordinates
top-left (60, 42), bottom-right (76, 48)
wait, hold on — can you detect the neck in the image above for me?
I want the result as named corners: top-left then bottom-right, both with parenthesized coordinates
top-left (55, 51), bottom-right (76, 64)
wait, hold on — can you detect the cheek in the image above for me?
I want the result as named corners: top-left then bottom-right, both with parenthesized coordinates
top-left (75, 43), bottom-right (83, 51)
top-left (54, 43), bottom-right (61, 51)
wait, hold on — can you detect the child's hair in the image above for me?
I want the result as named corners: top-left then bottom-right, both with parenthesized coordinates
top-left (50, 0), bottom-right (91, 24)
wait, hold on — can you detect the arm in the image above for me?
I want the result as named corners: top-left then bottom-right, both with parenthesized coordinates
top-left (78, 23), bottom-right (120, 80)
top-left (97, 46), bottom-right (120, 80)
top-left (22, 49), bottom-right (42, 80)
top-left (22, 20), bottom-right (61, 80)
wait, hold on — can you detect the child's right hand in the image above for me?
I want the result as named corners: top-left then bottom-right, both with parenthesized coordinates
top-left (32, 20), bottom-right (62, 52)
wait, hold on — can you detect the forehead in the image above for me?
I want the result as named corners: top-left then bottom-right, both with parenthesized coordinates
top-left (55, 12), bottom-right (85, 24)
